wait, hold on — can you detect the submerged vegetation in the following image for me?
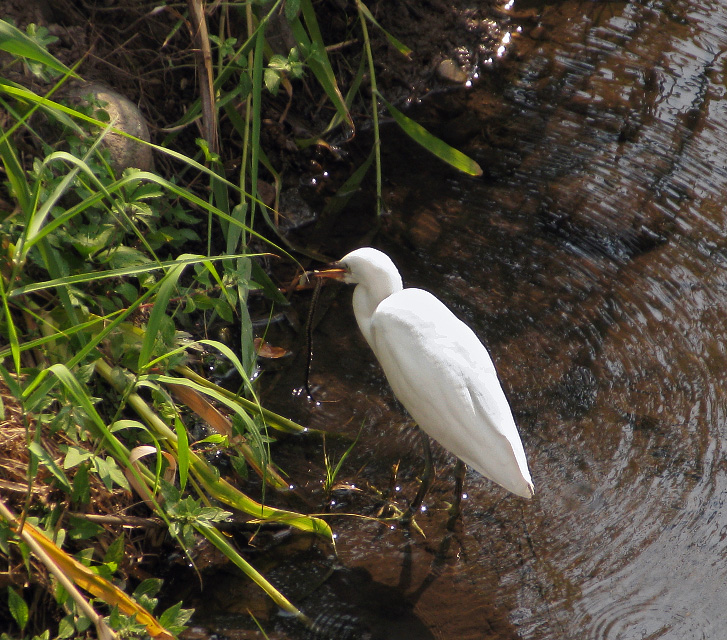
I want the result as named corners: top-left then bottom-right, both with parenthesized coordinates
top-left (0, 2), bottom-right (482, 637)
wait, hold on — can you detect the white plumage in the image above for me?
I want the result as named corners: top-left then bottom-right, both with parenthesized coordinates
top-left (334, 247), bottom-right (534, 499)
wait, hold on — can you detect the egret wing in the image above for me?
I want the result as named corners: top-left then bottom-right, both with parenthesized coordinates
top-left (370, 288), bottom-right (533, 497)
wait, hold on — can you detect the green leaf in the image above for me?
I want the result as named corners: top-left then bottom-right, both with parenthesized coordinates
top-left (195, 523), bottom-right (309, 622)
top-left (174, 417), bottom-right (189, 491)
top-left (138, 255), bottom-right (192, 371)
top-left (284, 0), bottom-right (301, 21)
top-left (379, 93), bottom-right (483, 177)
top-left (68, 516), bottom-right (104, 540)
top-left (197, 434), bottom-right (228, 446)
top-left (0, 19), bottom-right (76, 76)
top-left (133, 577), bottom-right (163, 600)
top-left (57, 615), bottom-right (75, 639)
top-left (64, 445), bottom-right (93, 469)
top-left (28, 441), bottom-right (72, 491)
top-left (356, 0), bottom-right (412, 56)
top-left (212, 296), bottom-right (233, 323)
top-left (103, 531), bottom-right (125, 567)
top-left (0, 522), bottom-right (9, 555)
top-left (104, 245), bottom-right (153, 270)
top-left (158, 601), bottom-right (193, 635)
top-left (71, 463), bottom-right (91, 504)
top-left (250, 258), bottom-right (289, 305)
top-left (290, 3), bottom-right (352, 131)
top-left (7, 587), bottom-right (28, 631)
top-left (264, 68), bottom-right (281, 94)
top-left (94, 456), bottom-right (130, 491)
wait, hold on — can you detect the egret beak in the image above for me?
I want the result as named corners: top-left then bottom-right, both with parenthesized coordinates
top-left (312, 264), bottom-right (347, 281)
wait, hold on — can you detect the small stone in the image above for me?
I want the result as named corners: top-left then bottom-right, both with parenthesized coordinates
top-left (437, 59), bottom-right (468, 84)
top-left (67, 83), bottom-right (154, 173)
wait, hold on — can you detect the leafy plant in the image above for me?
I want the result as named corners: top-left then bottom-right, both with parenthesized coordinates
top-left (0, 17), bottom-right (329, 636)
top-left (0, 0), bottom-right (484, 635)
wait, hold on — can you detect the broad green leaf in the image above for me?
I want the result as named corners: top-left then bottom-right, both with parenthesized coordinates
top-left (250, 258), bottom-right (289, 305)
top-left (71, 464), bottom-right (91, 504)
top-left (64, 446), bottom-right (93, 469)
top-left (95, 456), bottom-right (130, 491)
top-left (7, 587), bottom-right (28, 631)
top-left (103, 532), bottom-right (125, 567)
top-left (57, 615), bottom-right (75, 639)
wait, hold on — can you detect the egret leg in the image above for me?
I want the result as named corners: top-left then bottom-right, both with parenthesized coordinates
top-left (446, 460), bottom-right (466, 531)
top-left (404, 431), bottom-right (435, 520)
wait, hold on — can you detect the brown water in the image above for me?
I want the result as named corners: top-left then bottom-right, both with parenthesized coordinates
top-left (194, 0), bottom-right (727, 638)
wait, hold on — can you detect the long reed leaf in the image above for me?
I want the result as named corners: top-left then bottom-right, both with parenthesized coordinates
top-left (9, 253), bottom-right (253, 297)
top-left (95, 363), bottom-right (332, 538)
top-left (0, 503), bottom-right (173, 640)
top-left (378, 93), bottom-right (483, 177)
top-left (195, 522), bottom-right (311, 624)
top-left (356, 1), bottom-right (412, 56)
top-left (290, 3), bottom-right (352, 131)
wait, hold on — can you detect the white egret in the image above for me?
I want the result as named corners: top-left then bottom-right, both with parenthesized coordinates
top-left (316, 247), bottom-right (534, 515)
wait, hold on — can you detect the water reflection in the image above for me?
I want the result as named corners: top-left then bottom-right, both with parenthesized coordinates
top-left (262, 0), bottom-right (727, 637)
top-left (400, 0), bottom-right (727, 637)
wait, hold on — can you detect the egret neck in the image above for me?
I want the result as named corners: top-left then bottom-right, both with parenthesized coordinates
top-left (349, 262), bottom-right (403, 348)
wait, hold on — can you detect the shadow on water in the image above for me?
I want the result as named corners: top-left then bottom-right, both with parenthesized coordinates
top-left (196, 0), bottom-right (727, 637)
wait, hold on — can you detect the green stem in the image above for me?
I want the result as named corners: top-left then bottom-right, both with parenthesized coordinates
top-left (357, 0), bottom-right (382, 215)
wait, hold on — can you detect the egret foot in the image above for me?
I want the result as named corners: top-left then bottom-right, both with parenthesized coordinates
top-left (401, 431), bottom-right (435, 524)
top-left (446, 460), bottom-right (466, 531)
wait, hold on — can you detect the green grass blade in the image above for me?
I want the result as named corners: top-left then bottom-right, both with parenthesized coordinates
top-left (379, 93), bottom-right (483, 177)
top-left (195, 522), bottom-right (311, 623)
top-left (9, 253), bottom-right (253, 297)
top-left (0, 313), bottom-right (111, 360)
top-left (174, 417), bottom-right (189, 491)
top-left (0, 77), bottom-right (83, 134)
top-left (16, 143), bottom-right (110, 264)
top-left (138, 255), bottom-right (190, 372)
top-left (0, 19), bottom-right (77, 77)
top-left (0, 275), bottom-right (21, 374)
top-left (356, 0), bottom-right (412, 56)
top-left (175, 365), bottom-right (317, 435)
top-left (0, 127), bottom-right (31, 214)
top-left (290, 4), bottom-right (352, 131)
top-left (190, 457), bottom-right (331, 537)
top-left (98, 365), bottom-right (331, 538)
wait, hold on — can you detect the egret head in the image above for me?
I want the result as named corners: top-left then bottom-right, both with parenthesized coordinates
top-left (313, 248), bottom-right (404, 348)
top-left (336, 248), bottom-right (403, 292)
